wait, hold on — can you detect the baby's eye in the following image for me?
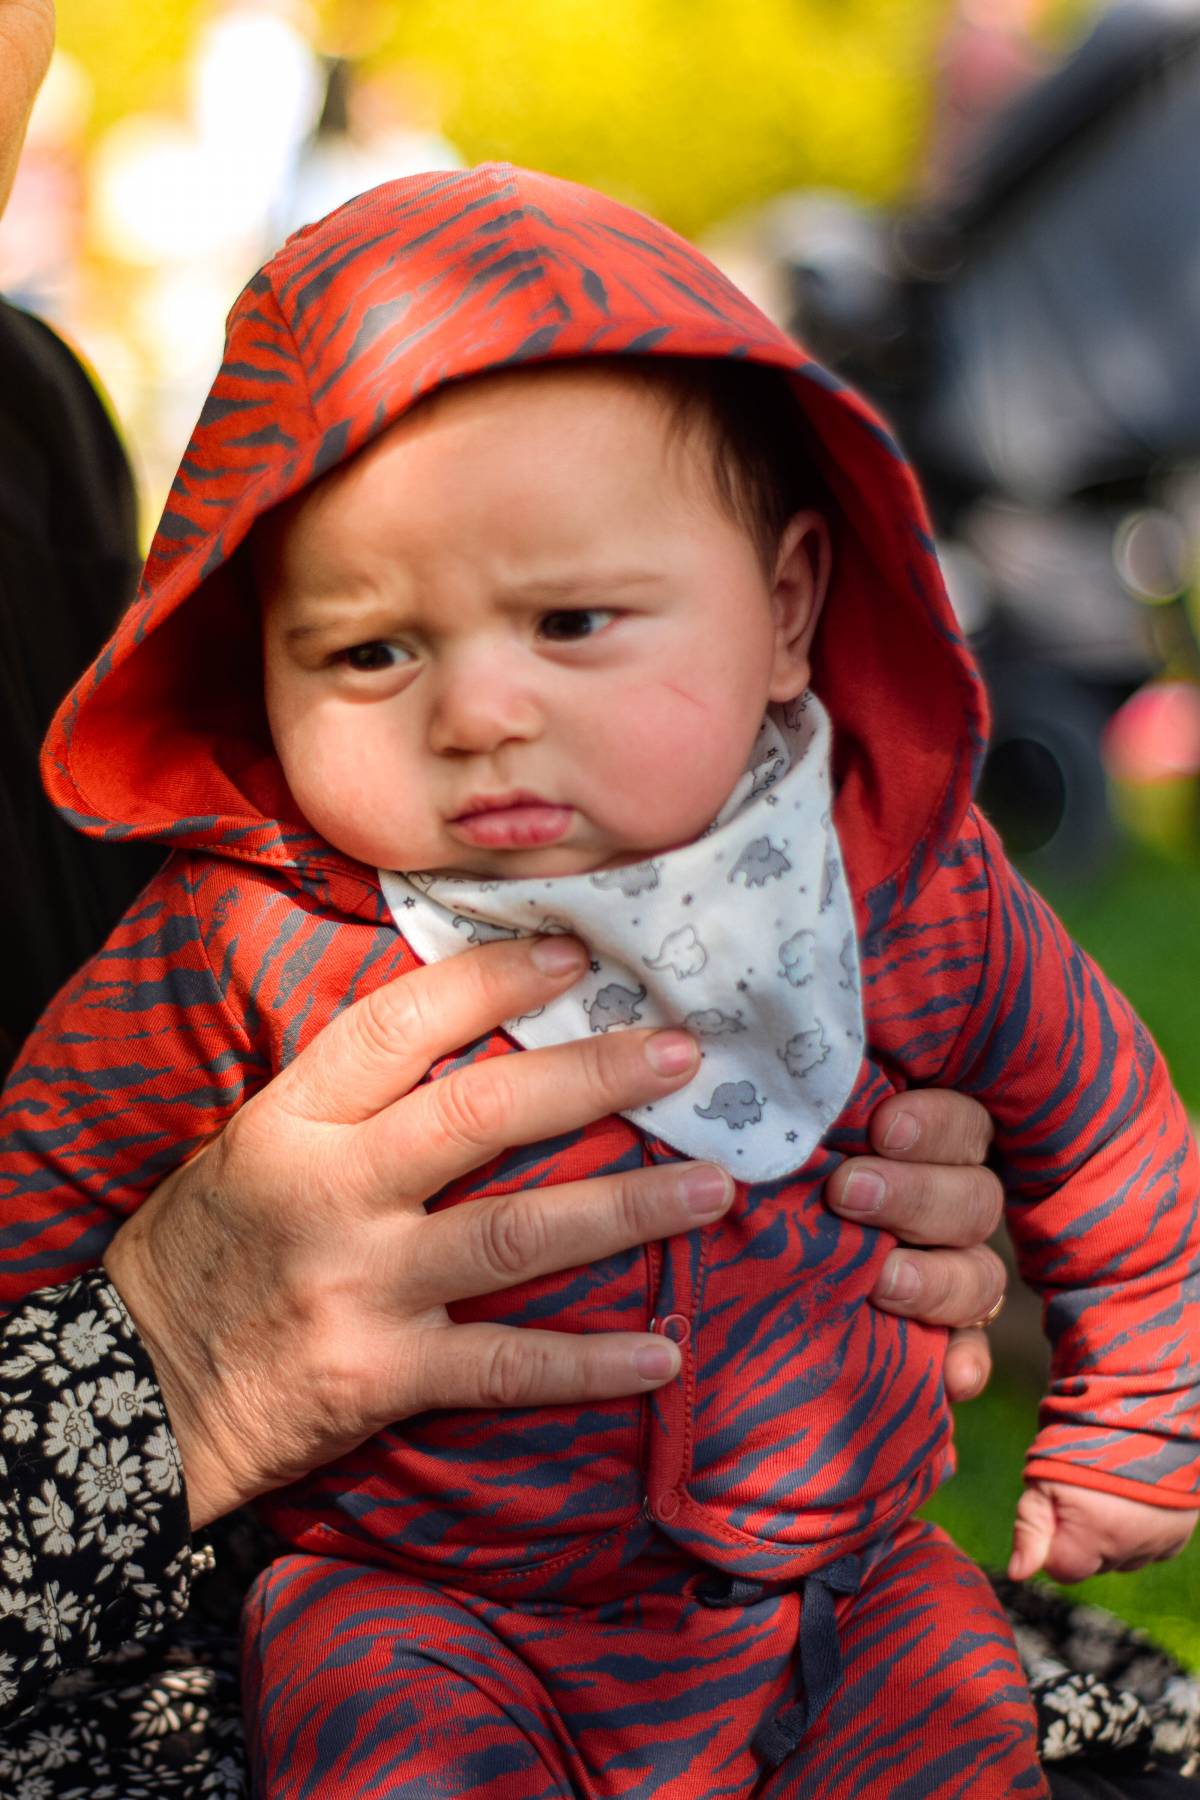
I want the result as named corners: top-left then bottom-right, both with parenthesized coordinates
top-left (337, 641), bottom-right (409, 672)
top-left (538, 609), bottom-right (616, 643)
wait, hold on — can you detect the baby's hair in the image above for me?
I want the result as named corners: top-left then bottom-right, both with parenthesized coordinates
top-left (614, 355), bottom-right (822, 573)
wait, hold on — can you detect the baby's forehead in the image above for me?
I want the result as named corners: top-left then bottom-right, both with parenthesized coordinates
top-left (256, 359), bottom-right (724, 570)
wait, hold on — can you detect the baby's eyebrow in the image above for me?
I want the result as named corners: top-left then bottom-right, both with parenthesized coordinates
top-left (504, 570), bottom-right (665, 601)
top-left (282, 601), bottom-right (405, 643)
top-left (284, 621), bottom-right (343, 643)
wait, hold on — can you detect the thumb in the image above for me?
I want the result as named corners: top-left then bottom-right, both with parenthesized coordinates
top-left (1009, 1483), bottom-right (1056, 1581)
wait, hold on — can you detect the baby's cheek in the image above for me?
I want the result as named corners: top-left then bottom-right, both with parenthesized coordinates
top-left (589, 691), bottom-right (752, 840)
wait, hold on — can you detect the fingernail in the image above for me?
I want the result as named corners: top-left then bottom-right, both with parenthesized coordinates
top-left (959, 1361), bottom-right (984, 1399)
top-left (633, 1343), bottom-right (679, 1381)
top-left (882, 1256), bottom-right (920, 1302)
top-left (530, 936), bottom-right (587, 977)
top-left (838, 1170), bottom-right (886, 1215)
top-left (681, 1166), bottom-right (734, 1218)
top-left (645, 1030), bottom-right (698, 1077)
top-left (882, 1110), bottom-right (919, 1152)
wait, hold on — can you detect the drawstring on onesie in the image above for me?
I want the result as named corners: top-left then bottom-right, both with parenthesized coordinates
top-left (693, 1555), bottom-right (862, 1769)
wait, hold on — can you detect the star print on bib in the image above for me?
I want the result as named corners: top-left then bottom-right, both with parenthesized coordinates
top-left (380, 693), bottom-right (864, 1181)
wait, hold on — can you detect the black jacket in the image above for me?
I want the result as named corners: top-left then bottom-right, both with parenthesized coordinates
top-left (0, 298), bottom-right (159, 1068)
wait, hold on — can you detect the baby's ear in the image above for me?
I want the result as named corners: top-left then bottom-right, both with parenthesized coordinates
top-left (767, 510), bottom-right (831, 702)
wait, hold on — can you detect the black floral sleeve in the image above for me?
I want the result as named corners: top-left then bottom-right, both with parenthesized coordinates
top-left (0, 1269), bottom-right (198, 1719)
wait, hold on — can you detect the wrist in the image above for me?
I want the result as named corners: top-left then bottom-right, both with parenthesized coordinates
top-left (103, 1165), bottom-right (247, 1529)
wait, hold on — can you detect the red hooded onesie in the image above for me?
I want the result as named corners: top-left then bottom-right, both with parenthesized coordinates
top-left (4, 165), bottom-right (1199, 1799)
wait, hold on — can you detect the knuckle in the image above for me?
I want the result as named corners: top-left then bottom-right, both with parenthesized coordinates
top-left (578, 1031), bottom-right (630, 1106)
top-left (477, 1333), bottom-right (541, 1409)
top-left (971, 1243), bottom-right (1007, 1300)
top-left (920, 1257), bottom-right (955, 1312)
top-left (432, 1067), bottom-right (510, 1152)
top-left (887, 1163), bottom-right (932, 1228)
top-left (963, 1103), bottom-right (996, 1164)
top-left (354, 980), bottom-right (430, 1062)
top-left (604, 1169), bottom-right (654, 1243)
top-left (970, 1166), bottom-right (1005, 1238)
top-left (905, 1089), bottom-right (994, 1165)
top-left (476, 1196), bottom-right (549, 1282)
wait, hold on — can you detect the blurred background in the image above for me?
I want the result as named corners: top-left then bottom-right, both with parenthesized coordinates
top-left (5, 0), bottom-right (1200, 1663)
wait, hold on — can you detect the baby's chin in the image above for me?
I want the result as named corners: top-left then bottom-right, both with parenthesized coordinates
top-left (424, 845), bottom-right (666, 882)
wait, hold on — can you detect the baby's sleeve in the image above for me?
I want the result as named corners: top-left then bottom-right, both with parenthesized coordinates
top-left (0, 855), bottom-right (266, 1306)
top-left (940, 806), bottom-right (1200, 1511)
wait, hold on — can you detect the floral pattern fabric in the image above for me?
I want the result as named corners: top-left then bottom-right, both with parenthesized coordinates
top-left (0, 1271), bottom-right (195, 1720)
top-left (997, 1575), bottom-right (1200, 1777)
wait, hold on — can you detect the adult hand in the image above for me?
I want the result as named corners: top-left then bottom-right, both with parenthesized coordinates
top-left (0, 0), bottom-right (55, 216)
top-left (104, 937), bottom-right (730, 1530)
top-left (825, 1089), bottom-right (1005, 1404)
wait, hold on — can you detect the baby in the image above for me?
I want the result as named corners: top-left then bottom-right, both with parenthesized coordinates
top-left (5, 165), bottom-right (1199, 1798)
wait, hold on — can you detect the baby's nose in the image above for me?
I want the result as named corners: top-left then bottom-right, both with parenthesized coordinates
top-left (428, 652), bottom-right (543, 755)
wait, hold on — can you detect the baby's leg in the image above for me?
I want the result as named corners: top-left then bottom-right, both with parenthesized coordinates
top-left (763, 1519), bottom-right (1048, 1800)
top-left (242, 1553), bottom-right (578, 1799)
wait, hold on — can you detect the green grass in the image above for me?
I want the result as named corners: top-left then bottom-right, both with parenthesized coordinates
top-left (926, 844), bottom-right (1200, 1670)
top-left (1043, 844), bottom-right (1200, 1112)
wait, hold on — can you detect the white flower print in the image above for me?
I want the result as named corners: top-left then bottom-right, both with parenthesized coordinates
top-left (21, 1725), bottom-right (79, 1770)
top-left (1, 1543), bottom-right (33, 1583)
top-left (77, 1437), bottom-right (143, 1516)
top-left (203, 1753), bottom-right (247, 1795)
top-left (94, 1370), bottom-right (157, 1426)
top-left (27, 1480), bottom-right (75, 1555)
top-left (44, 1386), bottom-right (98, 1475)
top-left (1042, 1717), bottom-right (1076, 1760)
top-left (98, 1517), bottom-right (148, 1563)
top-left (57, 1311), bottom-right (117, 1371)
top-left (2, 1407), bottom-right (36, 1443)
top-left (143, 1422), bottom-right (181, 1496)
top-left (15, 1772), bottom-right (54, 1800)
top-left (31, 1580), bottom-right (82, 1654)
top-left (132, 1678), bottom-right (204, 1739)
top-left (0, 1273), bottom-right (211, 1766)
top-left (14, 1306), bottom-right (57, 1335)
top-left (0, 1340), bottom-right (53, 1381)
top-left (0, 1584), bottom-right (33, 1623)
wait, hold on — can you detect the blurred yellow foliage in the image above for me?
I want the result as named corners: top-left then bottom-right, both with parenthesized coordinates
top-left (56, 0), bottom-right (952, 235)
top-left (55, 0), bottom-right (1101, 237)
top-left (340, 0), bottom-right (948, 233)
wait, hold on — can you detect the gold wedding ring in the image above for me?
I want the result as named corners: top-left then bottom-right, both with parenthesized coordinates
top-left (973, 1292), bottom-right (1006, 1329)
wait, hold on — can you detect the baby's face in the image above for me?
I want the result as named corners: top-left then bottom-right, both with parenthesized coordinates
top-left (260, 362), bottom-right (820, 878)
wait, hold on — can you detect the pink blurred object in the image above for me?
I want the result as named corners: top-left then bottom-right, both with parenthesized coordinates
top-left (1103, 681), bottom-right (1200, 784)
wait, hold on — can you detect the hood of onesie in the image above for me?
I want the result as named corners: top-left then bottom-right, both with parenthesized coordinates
top-left (43, 163), bottom-right (987, 909)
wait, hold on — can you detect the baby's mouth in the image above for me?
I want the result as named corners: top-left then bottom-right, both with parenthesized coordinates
top-left (448, 793), bottom-right (574, 849)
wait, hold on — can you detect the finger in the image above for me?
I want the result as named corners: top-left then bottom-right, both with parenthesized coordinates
top-left (405, 1322), bottom-right (682, 1412)
top-left (827, 1157), bottom-right (1003, 1247)
top-left (868, 1090), bottom-right (994, 1166)
top-left (872, 1244), bottom-right (1006, 1328)
top-left (1009, 1485), bottom-right (1056, 1580)
top-left (367, 1025), bottom-right (701, 1199)
top-left (943, 1327), bottom-right (991, 1404)
top-left (268, 937), bottom-right (593, 1126)
top-left (401, 1162), bottom-right (734, 1308)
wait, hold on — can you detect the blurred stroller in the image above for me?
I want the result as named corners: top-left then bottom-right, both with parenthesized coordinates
top-left (774, 0), bottom-right (1200, 881)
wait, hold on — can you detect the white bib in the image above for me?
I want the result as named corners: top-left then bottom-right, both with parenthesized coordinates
top-left (380, 694), bottom-right (864, 1181)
